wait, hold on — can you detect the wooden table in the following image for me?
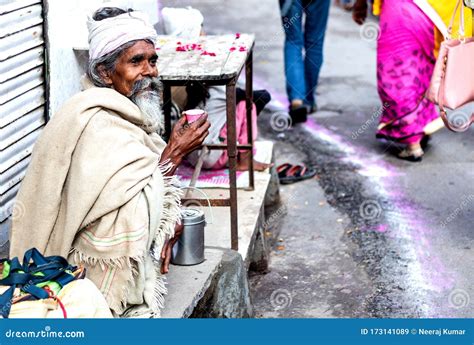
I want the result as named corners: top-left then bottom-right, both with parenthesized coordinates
top-left (156, 34), bottom-right (256, 251)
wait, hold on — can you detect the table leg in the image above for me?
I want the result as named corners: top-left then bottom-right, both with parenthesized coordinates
top-left (163, 83), bottom-right (172, 142)
top-left (245, 51), bottom-right (255, 191)
top-left (226, 82), bottom-right (238, 251)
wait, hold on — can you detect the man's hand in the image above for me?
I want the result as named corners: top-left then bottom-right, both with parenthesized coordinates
top-left (159, 114), bottom-right (210, 175)
top-left (171, 114), bottom-right (211, 158)
top-left (352, 0), bottom-right (368, 25)
top-left (160, 222), bottom-right (184, 274)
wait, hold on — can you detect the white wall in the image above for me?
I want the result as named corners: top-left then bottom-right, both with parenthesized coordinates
top-left (45, 0), bottom-right (159, 116)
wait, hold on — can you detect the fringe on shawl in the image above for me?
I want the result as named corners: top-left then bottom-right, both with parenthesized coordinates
top-left (146, 160), bottom-right (183, 317)
top-left (71, 235), bottom-right (170, 317)
top-left (69, 160), bottom-right (183, 317)
top-left (123, 264), bottom-right (169, 318)
top-left (151, 160), bottom-right (184, 260)
top-left (69, 248), bottom-right (145, 314)
top-left (70, 249), bottom-right (143, 273)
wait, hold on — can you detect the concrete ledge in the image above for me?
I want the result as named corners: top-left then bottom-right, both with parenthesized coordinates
top-left (190, 249), bottom-right (254, 318)
top-left (200, 172), bottom-right (271, 267)
top-left (162, 142), bottom-right (279, 318)
top-left (161, 248), bottom-right (224, 318)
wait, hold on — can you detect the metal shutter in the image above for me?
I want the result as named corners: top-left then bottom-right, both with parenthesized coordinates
top-left (0, 0), bottom-right (46, 250)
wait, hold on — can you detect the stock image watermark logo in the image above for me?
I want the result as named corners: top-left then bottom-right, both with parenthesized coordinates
top-left (359, 200), bottom-right (383, 221)
top-left (270, 111), bottom-right (292, 132)
top-left (270, 288), bottom-right (293, 310)
top-left (448, 288), bottom-right (470, 309)
top-left (440, 194), bottom-right (473, 228)
top-left (262, 194), bottom-right (296, 230)
top-left (11, 200), bottom-right (26, 221)
top-left (360, 22), bottom-right (380, 42)
top-left (282, 12), bottom-right (301, 31)
top-left (0, 278), bottom-right (35, 317)
top-left (181, 198), bottom-right (203, 210)
top-left (262, 204), bottom-right (287, 230)
top-left (256, 12), bottom-right (300, 58)
top-left (449, 110), bottom-right (471, 130)
top-left (5, 325), bottom-right (85, 339)
top-left (465, 0), bottom-right (474, 8)
top-left (351, 102), bottom-right (389, 140)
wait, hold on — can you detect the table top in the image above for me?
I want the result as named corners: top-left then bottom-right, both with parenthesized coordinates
top-left (156, 34), bottom-right (254, 82)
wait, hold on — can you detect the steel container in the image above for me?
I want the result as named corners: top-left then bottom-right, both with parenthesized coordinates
top-left (171, 208), bottom-right (205, 265)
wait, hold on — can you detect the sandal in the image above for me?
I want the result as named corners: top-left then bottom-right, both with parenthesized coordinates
top-left (277, 163), bottom-right (292, 177)
top-left (277, 163), bottom-right (317, 184)
top-left (397, 147), bottom-right (424, 162)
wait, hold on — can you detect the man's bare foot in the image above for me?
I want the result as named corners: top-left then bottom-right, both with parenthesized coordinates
top-left (236, 159), bottom-right (272, 171)
top-left (235, 151), bottom-right (272, 171)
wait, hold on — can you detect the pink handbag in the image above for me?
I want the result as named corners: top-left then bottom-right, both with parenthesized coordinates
top-left (426, 0), bottom-right (474, 132)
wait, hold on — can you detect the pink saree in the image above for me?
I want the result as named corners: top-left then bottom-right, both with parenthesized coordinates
top-left (376, 0), bottom-right (441, 144)
top-left (211, 101), bottom-right (257, 169)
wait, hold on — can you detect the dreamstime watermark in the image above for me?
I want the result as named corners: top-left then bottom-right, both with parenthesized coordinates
top-left (5, 326), bottom-right (85, 338)
top-left (360, 22), bottom-right (380, 42)
top-left (10, 200), bottom-right (26, 220)
top-left (262, 194), bottom-right (297, 230)
top-left (448, 110), bottom-right (471, 130)
top-left (181, 198), bottom-right (203, 210)
top-left (270, 288), bottom-right (293, 310)
top-left (464, 0), bottom-right (474, 8)
top-left (359, 200), bottom-right (383, 221)
top-left (448, 289), bottom-right (470, 309)
top-left (282, 12), bottom-right (301, 31)
top-left (440, 194), bottom-right (474, 228)
top-left (263, 204), bottom-right (287, 230)
top-left (0, 278), bottom-right (35, 317)
top-left (255, 12), bottom-right (300, 59)
top-left (270, 111), bottom-right (293, 132)
top-left (351, 102), bottom-right (389, 140)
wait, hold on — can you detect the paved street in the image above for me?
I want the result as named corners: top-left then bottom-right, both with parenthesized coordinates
top-left (159, 0), bottom-right (473, 318)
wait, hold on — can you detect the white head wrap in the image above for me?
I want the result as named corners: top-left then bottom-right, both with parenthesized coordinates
top-left (161, 7), bottom-right (204, 39)
top-left (87, 10), bottom-right (158, 60)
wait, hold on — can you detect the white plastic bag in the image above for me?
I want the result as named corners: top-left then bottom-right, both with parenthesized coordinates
top-left (161, 7), bottom-right (204, 39)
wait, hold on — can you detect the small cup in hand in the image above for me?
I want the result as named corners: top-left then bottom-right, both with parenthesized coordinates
top-left (184, 109), bottom-right (205, 124)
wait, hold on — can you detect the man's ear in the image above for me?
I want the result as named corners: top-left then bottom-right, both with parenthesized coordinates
top-left (97, 65), bottom-right (113, 86)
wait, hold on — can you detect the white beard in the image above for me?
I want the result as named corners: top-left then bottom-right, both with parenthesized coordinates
top-left (129, 77), bottom-right (164, 133)
top-left (133, 90), bottom-right (164, 133)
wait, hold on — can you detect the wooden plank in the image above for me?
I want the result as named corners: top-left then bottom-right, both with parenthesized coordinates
top-left (221, 35), bottom-right (254, 77)
top-left (156, 34), bottom-right (254, 81)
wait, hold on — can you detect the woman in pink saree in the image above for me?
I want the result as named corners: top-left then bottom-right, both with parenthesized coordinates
top-left (352, 0), bottom-right (460, 161)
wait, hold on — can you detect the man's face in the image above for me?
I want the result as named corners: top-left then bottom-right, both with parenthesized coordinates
top-left (103, 40), bottom-right (158, 97)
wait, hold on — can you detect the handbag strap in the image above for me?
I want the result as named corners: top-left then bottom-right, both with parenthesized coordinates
top-left (448, 0), bottom-right (466, 39)
top-left (0, 248), bottom-right (77, 318)
top-left (439, 1), bottom-right (474, 132)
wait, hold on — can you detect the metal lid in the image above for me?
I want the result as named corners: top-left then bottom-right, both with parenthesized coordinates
top-left (181, 208), bottom-right (205, 225)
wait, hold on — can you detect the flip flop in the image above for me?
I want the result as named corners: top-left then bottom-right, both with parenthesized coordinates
top-left (277, 163), bottom-right (292, 178)
top-left (278, 164), bottom-right (317, 184)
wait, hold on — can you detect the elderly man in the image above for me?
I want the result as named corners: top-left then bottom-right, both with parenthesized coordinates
top-left (9, 7), bottom-right (210, 317)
